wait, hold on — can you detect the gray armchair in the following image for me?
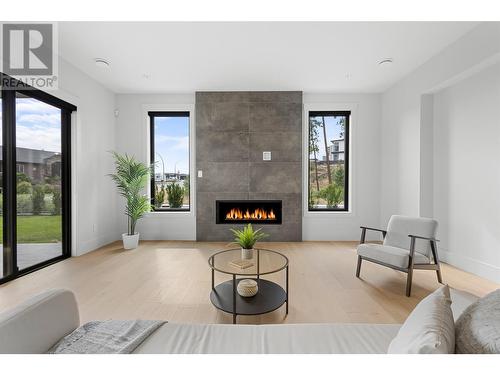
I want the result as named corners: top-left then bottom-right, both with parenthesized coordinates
top-left (356, 215), bottom-right (443, 297)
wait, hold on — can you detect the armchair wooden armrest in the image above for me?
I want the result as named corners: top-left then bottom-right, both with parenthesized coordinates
top-left (407, 234), bottom-right (440, 261)
top-left (359, 226), bottom-right (387, 243)
top-left (408, 234), bottom-right (440, 242)
top-left (360, 226), bottom-right (387, 235)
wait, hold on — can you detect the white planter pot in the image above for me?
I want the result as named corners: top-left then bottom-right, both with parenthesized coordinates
top-left (241, 248), bottom-right (254, 260)
top-left (122, 233), bottom-right (140, 249)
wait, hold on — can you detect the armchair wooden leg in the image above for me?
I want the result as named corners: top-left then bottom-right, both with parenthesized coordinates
top-left (430, 241), bottom-right (443, 284)
top-left (406, 237), bottom-right (417, 297)
top-left (406, 267), bottom-right (413, 297)
top-left (436, 266), bottom-right (443, 284)
top-left (356, 256), bottom-right (362, 278)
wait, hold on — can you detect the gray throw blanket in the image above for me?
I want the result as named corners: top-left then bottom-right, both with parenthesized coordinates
top-left (48, 320), bottom-right (165, 354)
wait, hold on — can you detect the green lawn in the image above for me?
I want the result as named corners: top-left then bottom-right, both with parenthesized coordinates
top-left (0, 215), bottom-right (62, 243)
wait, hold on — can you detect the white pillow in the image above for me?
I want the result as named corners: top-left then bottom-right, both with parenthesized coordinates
top-left (388, 285), bottom-right (455, 354)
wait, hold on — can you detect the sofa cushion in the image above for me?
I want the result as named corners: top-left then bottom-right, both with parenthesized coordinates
top-left (388, 285), bottom-right (455, 354)
top-left (0, 289), bottom-right (80, 354)
top-left (134, 323), bottom-right (401, 354)
top-left (358, 243), bottom-right (430, 269)
top-left (455, 289), bottom-right (500, 354)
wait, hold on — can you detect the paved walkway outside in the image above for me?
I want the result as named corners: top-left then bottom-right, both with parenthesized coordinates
top-left (0, 243), bottom-right (62, 278)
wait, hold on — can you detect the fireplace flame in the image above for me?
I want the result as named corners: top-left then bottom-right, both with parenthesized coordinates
top-left (225, 208), bottom-right (277, 221)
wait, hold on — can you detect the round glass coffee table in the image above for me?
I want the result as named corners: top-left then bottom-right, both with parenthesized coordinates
top-left (208, 248), bottom-right (289, 324)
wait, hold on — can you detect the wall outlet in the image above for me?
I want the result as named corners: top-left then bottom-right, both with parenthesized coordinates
top-left (197, 170), bottom-right (203, 178)
top-left (263, 151), bottom-right (272, 161)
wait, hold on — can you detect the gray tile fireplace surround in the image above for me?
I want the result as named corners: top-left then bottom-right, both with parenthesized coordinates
top-left (196, 91), bottom-right (302, 241)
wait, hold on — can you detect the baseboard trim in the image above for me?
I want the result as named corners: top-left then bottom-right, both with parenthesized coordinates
top-left (440, 248), bottom-right (500, 284)
top-left (76, 233), bottom-right (118, 256)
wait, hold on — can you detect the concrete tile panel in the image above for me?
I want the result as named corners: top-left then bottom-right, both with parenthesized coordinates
top-left (196, 162), bottom-right (249, 193)
top-left (249, 102), bottom-right (302, 132)
top-left (249, 162), bottom-right (301, 194)
top-left (197, 130), bottom-right (249, 162)
top-left (249, 132), bottom-right (301, 162)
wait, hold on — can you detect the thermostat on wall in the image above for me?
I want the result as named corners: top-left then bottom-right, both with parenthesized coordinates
top-left (263, 151), bottom-right (272, 161)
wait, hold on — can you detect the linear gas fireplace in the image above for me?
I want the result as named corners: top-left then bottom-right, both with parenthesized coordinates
top-left (216, 200), bottom-right (282, 225)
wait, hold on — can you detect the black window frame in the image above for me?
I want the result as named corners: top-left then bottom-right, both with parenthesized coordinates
top-left (1, 73), bottom-right (76, 285)
top-left (149, 111), bottom-right (191, 212)
top-left (307, 110), bottom-right (350, 212)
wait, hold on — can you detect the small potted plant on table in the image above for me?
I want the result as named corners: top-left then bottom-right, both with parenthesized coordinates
top-left (230, 223), bottom-right (268, 260)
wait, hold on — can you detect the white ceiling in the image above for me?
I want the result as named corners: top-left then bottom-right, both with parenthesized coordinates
top-left (58, 22), bottom-right (478, 94)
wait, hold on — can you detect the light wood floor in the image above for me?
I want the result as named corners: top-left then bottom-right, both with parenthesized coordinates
top-left (0, 241), bottom-right (497, 324)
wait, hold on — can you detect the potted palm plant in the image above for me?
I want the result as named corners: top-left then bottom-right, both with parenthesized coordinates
top-left (109, 152), bottom-right (151, 249)
top-left (230, 223), bottom-right (269, 260)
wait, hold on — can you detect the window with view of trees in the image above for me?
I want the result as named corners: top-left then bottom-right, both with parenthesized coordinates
top-left (149, 112), bottom-right (190, 211)
top-left (308, 111), bottom-right (350, 211)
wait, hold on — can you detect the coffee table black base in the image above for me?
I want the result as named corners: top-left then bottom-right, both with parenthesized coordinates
top-left (210, 278), bottom-right (287, 324)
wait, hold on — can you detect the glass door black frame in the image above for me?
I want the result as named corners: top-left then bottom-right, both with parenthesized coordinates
top-left (1, 73), bottom-right (76, 284)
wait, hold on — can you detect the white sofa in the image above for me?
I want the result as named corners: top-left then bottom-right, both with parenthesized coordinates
top-left (0, 288), bottom-right (478, 354)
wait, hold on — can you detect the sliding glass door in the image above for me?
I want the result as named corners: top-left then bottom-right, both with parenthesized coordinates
top-left (1, 75), bottom-right (75, 283)
top-left (15, 94), bottom-right (63, 270)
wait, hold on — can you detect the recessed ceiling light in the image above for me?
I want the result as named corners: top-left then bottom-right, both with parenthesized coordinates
top-left (378, 58), bottom-right (394, 66)
top-left (94, 58), bottom-right (110, 68)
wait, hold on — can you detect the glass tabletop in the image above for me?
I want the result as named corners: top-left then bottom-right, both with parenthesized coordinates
top-left (208, 248), bottom-right (288, 276)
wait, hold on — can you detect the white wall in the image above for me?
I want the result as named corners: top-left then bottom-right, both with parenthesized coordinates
top-left (302, 93), bottom-right (382, 240)
top-left (433, 63), bottom-right (500, 283)
top-left (114, 94), bottom-right (196, 240)
top-left (380, 22), bottom-right (500, 227)
top-left (419, 94), bottom-right (434, 218)
top-left (55, 58), bottom-right (118, 255)
top-left (380, 22), bottom-right (500, 282)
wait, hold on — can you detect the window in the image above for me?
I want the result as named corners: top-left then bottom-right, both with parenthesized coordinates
top-left (149, 111), bottom-right (190, 211)
top-left (1, 73), bottom-right (75, 284)
top-left (308, 111), bottom-right (350, 211)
